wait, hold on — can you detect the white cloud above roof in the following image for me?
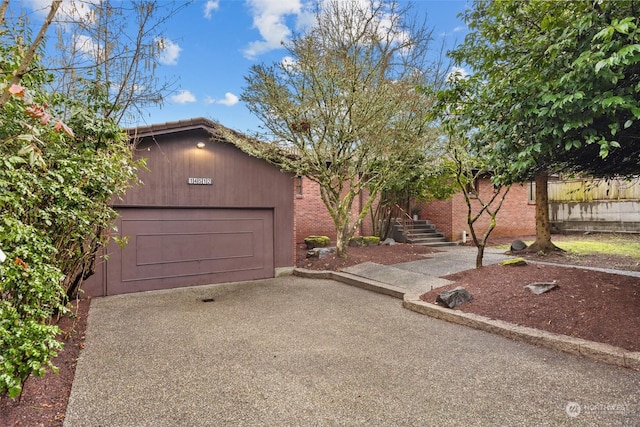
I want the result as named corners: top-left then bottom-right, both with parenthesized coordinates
top-left (171, 90), bottom-right (196, 104)
top-left (243, 0), bottom-right (302, 59)
top-left (204, 0), bottom-right (220, 19)
top-left (217, 92), bottom-right (240, 106)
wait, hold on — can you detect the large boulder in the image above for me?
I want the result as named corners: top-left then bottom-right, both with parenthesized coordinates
top-left (381, 238), bottom-right (396, 246)
top-left (525, 281), bottom-right (559, 295)
top-left (510, 239), bottom-right (528, 252)
top-left (436, 286), bottom-right (473, 309)
top-left (306, 247), bottom-right (336, 259)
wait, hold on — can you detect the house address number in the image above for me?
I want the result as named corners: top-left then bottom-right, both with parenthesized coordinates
top-left (188, 177), bottom-right (212, 185)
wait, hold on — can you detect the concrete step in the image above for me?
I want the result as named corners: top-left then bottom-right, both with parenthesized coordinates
top-left (405, 227), bottom-right (437, 234)
top-left (409, 237), bottom-right (448, 243)
top-left (406, 231), bottom-right (444, 239)
top-left (392, 219), bottom-right (455, 247)
top-left (413, 241), bottom-right (459, 248)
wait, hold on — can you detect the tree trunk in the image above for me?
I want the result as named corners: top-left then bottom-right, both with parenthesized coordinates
top-left (335, 225), bottom-right (348, 258)
top-left (529, 171), bottom-right (561, 253)
top-left (475, 244), bottom-right (485, 269)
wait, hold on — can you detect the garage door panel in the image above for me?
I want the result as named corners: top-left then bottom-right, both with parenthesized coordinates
top-left (107, 209), bottom-right (274, 295)
top-left (135, 231), bottom-right (254, 266)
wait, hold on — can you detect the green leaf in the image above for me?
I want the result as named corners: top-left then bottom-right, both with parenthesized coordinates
top-left (595, 60), bottom-right (608, 73)
top-left (612, 17), bottom-right (636, 35)
top-left (624, 119), bottom-right (633, 129)
top-left (601, 96), bottom-right (625, 108)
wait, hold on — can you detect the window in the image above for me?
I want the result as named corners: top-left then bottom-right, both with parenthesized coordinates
top-left (295, 176), bottom-right (303, 197)
top-left (528, 181), bottom-right (536, 203)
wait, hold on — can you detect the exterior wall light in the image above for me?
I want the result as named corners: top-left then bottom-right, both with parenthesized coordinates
top-left (196, 142), bottom-right (206, 149)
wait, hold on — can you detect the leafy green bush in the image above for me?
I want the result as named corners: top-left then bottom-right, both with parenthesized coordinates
top-left (349, 236), bottom-right (380, 247)
top-left (0, 25), bottom-right (140, 398)
top-left (363, 236), bottom-right (381, 246)
top-left (304, 235), bottom-right (330, 249)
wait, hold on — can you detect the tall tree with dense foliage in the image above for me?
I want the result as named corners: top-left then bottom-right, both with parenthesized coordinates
top-left (0, 7), bottom-right (140, 399)
top-left (438, 0), bottom-right (640, 252)
top-left (231, 0), bottom-right (445, 256)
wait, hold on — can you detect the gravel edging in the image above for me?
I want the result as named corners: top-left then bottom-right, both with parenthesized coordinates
top-left (403, 294), bottom-right (640, 371)
top-left (293, 268), bottom-right (640, 371)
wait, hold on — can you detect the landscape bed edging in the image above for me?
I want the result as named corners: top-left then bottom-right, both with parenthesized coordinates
top-left (403, 295), bottom-right (640, 371)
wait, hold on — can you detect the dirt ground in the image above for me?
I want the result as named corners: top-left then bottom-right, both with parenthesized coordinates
top-left (2, 235), bottom-right (639, 425)
top-left (0, 298), bottom-right (90, 426)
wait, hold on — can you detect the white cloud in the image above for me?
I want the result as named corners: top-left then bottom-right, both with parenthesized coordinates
top-left (204, 0), bottom-right (220, 19)
top-left (74, 34), bottom-right (101, 59)
top-left (453, 26), bottom-right (465, 33)
top-left (171, 90), bottom-right (196, 104)
top-left (243, 0), bottom-right (302, 59)
top-left (156, 38), bottom-right (182, 66)
top-left (24, 0), bottom-right (99, 27)
top-left (281, 55), bottom-right (298, 71)
top-left (216, 92), bottom-right (239, 106)
top-left (446, 66), bottom-right (470, 82)
top-left (203, 96), bottom-right (215, 105)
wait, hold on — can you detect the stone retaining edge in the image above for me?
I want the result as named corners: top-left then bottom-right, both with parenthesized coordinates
top-left (293, 268), bottom-right (405, 299)
top-left (403, 294), bottom-right (640, 371)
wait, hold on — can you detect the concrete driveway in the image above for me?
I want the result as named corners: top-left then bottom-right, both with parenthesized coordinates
top-left (64, 276), bottom-right (639, 426)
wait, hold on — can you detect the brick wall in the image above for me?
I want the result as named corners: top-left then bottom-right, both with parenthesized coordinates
top-left (294, 177), bottom-right (374, 243)
top-left (422, 198), bottom-right (453, 239)
top-left (296, 177), bottom-right (536, 244)
top-left (421, 179), bottom-right (536, 242)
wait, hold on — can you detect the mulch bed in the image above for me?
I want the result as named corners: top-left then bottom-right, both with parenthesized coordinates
top-left (420, 262), bottom-right (640, 352)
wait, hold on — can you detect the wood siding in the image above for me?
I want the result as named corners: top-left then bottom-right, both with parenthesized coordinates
top-left (84, 120), bottom-right (294, 297)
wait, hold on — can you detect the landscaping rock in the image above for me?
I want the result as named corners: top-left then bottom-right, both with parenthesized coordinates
top-left (381, 238), bottom-right (396, 246)
top-left (436, 286), bottom-right (473, 309)
top-left (525, 281), bottom-right (559, 295)
top-left (306, 247), bottom-right (336, 259)
top-left (511, 239), bottom-right (527, 252)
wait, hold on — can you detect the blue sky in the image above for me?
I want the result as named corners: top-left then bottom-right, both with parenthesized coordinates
top-left (22, 0), bottom-right (470, 134)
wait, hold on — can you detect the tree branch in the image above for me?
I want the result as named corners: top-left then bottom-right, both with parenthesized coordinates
top-left (0, 0), bottom-right (61, 108)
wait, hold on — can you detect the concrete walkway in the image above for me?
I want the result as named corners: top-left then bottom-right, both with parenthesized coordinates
top-left (341, 246), bottom-right (511, 295)
top-left (65, 271), bottom-right (640, 426)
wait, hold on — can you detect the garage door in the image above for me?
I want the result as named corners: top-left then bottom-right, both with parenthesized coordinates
top-left (106, 208), bottom-right (274, 295)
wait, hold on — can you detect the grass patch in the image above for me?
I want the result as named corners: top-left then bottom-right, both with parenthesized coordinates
top-left (556, 239), bottom-right (640, 260)
top-left (493, 234), bottom-right (640, 260)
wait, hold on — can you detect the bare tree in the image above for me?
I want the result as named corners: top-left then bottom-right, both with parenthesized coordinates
top-left (227, 0), bottom-right (443, 257)
top-left (448, 137), bottom-right (510, 268)
top-left (46, 0), bottom-right (189, 125)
